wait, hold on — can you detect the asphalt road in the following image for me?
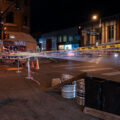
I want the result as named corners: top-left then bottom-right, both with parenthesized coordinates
top-left (41, 53), bottom-right (120, 67)
top-left (40, 54), bottom-right (120, 83)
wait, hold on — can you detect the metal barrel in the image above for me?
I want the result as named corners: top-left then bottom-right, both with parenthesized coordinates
top-left (76, 79), bottom-right (85, 106)
top-left (61, 84), bottom-right (76, 99)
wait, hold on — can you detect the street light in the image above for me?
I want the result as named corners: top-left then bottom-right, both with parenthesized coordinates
top-left (92, 14), bottom-right (102, 27)
top-left (91, 14), bottom-right (102, 46)
top-left (92, 14), bottom-right (98, 21)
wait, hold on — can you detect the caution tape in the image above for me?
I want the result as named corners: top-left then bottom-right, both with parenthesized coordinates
top-left (38, 43), bottom-right (120, 54)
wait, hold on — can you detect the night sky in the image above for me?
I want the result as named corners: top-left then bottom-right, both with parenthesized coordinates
top-left (31, 0), bottom-right (120, 34)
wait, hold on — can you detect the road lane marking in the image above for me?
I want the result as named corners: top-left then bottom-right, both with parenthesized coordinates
top-left (102, 71), bottom-right (120, 76)
top-left (65, 66), bottom-right (96, 69)
top-left (80, 68), bottom-right (113, 72)
top-left (54, 64), bottom-right (82, 67)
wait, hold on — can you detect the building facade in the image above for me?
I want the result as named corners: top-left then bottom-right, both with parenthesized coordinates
top-left (0, 0), bottom-right (37, 51)
top-left (39, 27), bottom-right (80, 51)
top-left (82, 15), bottom-right (120, 46)
top-left (39, 14), bottom-right (120, 51)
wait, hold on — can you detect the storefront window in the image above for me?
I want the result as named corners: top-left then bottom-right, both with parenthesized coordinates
top-left (65, 44), bottom-right (72, 50)
top-left (58, 45), bottom-right (64, 50)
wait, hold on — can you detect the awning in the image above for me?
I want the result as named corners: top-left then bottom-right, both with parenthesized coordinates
top-left (8, 32), bottom-right (37, 51)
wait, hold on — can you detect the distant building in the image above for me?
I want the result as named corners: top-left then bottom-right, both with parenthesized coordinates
top-left (39, 27), bottom-right (79, 51)
top-left (0, 0), bottom-right (37, 52)
top-left (39, 14), bottom-right (120, 51)
top-left (81, 14), bottom-right (120, 46)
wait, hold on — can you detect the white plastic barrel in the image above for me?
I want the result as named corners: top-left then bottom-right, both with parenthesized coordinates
top-left (61, 84), bottom-right (76, 99)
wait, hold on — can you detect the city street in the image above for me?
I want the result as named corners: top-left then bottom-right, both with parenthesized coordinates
top-left (40, 53), bottom-right (120, 82)
top-left (0, 57), bottom-right (119, 119)
top-left (1, 0), bottom-right (120, 119)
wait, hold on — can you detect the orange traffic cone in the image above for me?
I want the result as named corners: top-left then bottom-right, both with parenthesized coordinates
top-left (31, 61), bottom-right (34, 68)
top-left (26, 61), bottom-right (29, 67)
top-left (36, 59), bottom-right (40, 70)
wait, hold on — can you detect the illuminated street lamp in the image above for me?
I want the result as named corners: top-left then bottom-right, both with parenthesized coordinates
top-left (92, 14), bottom-right (98, 21)
top-left (92, 14), bottom-right (102, 27)
top-left (91, 14), bottom-right (102, 45)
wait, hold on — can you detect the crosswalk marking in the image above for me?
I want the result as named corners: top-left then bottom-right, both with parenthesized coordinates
top-left (80, 68), bottom-right (113, 72)
top-left (102, 71), bottom-right (120, 76)
top-left (65, 66), bottom-right (96, 69)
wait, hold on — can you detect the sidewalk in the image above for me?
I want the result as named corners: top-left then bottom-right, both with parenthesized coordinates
top-left (0, 61), bottom-right (100, 120)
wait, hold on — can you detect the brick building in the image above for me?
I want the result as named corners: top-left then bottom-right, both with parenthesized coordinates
top-left (0, 0), bottom-right (37, 51)
top-left (81, 14), bottom-right (120, 46)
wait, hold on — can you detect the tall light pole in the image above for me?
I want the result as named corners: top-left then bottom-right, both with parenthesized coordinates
top-left (91, 14), bottom-right (102, 46)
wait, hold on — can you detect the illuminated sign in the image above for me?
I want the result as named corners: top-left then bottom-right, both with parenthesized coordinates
top-left (14, 41), bottom-right (26, 46)
top-left (59, 45), bottom-right (64, 50)
top-left (65, 44), bottom-right (72, 50)
top-left (10, 35), bottom-right (15, 39)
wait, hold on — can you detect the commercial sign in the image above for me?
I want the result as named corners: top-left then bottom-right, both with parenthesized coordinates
top-left (14, 41), bottom-right (26, 46)
top-left (58, 45), bottom-right (64, 50)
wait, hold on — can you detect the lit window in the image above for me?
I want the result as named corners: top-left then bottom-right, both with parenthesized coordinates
top-left (58, 36), bottom-right (62, 43)
top-left (107, 25), bottom-right (114, 42)
top-left (69, 35), bottom-right (73, 41)
top-left (63, 35), bottom-right (67, 42)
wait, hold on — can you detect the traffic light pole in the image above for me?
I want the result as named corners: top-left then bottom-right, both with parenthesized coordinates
top-left (0, 0), bottom-right (17, 40)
